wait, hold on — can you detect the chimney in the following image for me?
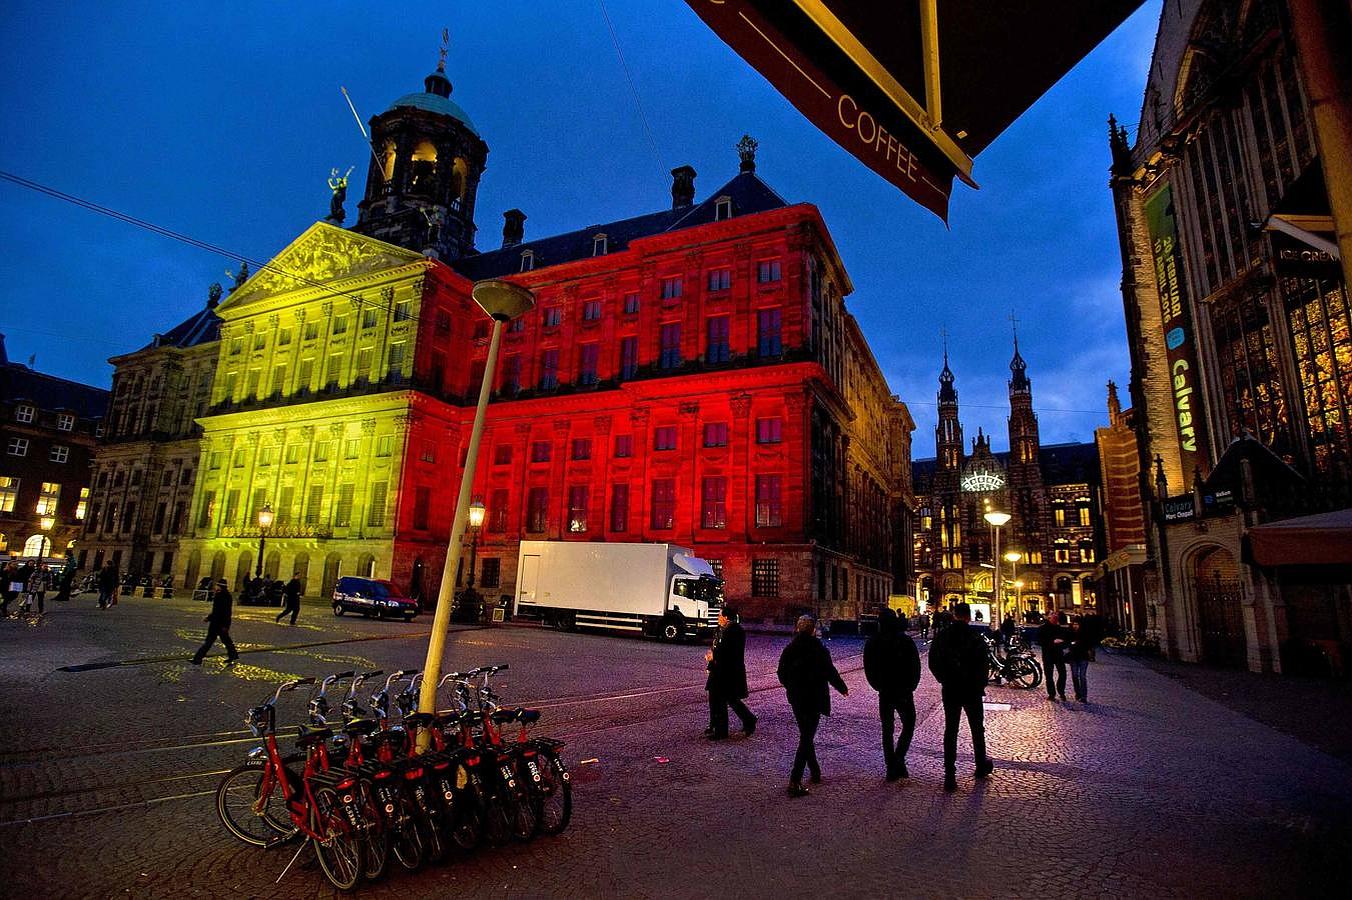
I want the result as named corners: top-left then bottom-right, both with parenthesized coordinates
top-left (671, 165), bottom-right (696, 209)
top-left (502, 209), bottom-right (526, 248)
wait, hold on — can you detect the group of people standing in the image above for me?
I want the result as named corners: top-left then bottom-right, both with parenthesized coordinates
top-left (702, 602), bottom-right (1001, 797)
top-left (1037, 610), bottom-right (1104, 703)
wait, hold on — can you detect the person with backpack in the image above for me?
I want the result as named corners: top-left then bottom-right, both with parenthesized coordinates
top-left (927, 602), bottom-right (994, 793)
top-left (777, 615), bottom-right (848, 798)
top-left (863, 608), bottom-right (921, 780)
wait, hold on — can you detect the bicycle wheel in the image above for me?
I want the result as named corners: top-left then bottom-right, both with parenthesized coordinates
top-left (390, 789), bottom-right (426, 871)
top-left (510, 760), bottom-right (538, 842)
top-left (412, 793), bottom-right (446, 864)
top-left (535, 752), bottom-right (572, 836)
top-left (446, 765), bottom-right (483, 852)
top-left (1006, 656), bottom-right (1039, 689)
top-left (311, 787), bottom-right (362, 891)
top-left (357, 779), bottom-right (389, 882)
top-left (482, 779), bottom-right (515, 846)
top-left (215, 760), bottom-right (293, 846)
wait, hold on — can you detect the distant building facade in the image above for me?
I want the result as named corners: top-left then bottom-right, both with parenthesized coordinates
top-left (80, 55), bottom-right (917, 622)
top-left (1109, 0), bottom-right (1352, 673)
top-left (1094, 381), bottom-right (1150, 635)
top-left (913, 345), bottom-right (1104, 619)
top-left (0, 334), bottom-right (108, 563)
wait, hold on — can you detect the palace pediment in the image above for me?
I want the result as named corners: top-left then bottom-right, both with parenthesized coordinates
top-left (222, 222), bottom-right (425, 308)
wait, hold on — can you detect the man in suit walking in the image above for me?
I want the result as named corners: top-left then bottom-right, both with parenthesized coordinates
top-left (193, 580), bottom-right (239, 665)
top-left (705, 606), bottom-right (756, 739)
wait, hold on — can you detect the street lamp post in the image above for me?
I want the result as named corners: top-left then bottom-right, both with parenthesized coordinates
top-left (1004, 549), bottom-right (1021, 619)
top-left (38, 514), bottom-right (55, 559)
top-left (983, 510), bottom-right (1011, 625)
top-left (419, 280), bottom-right (535, 748)
top-left (255, 503), bottom-right (273, 579)
top-left (466, 499), bottom-right (486, 591)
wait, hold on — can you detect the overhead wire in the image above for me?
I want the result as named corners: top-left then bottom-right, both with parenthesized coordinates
top-left (597, 0), bottom-right (666, 177)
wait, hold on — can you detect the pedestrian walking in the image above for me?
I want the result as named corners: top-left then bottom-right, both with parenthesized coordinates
top-left (927, 602), bottom-right (994, 792)
top-left (999, 614), bottom-right (1017, 648)
top-left (2, 561), bottom-right (21, 616)
top-left (704, 605), bottom-right (756, 739)
top-left (96, 562), bottom-right (118, 609)
top-left (25, 566), bottom-right (49, 615)
top-left (777, 615), bottom-right (848, 798)
top-left (917, 612), bottom-right (931, 641)
top-left (192, 580), bottom-right (239, 665)
top-left (1038, 611), bottom-right (1070, 701)
top-left (276, 574), bottom-right (303, 625)
top-left (1068, 613), bottom-right (1104, 702)
top-left (863, 608), bottom-right (921, 780)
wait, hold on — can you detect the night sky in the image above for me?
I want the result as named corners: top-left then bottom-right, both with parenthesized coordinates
top-left (0, 1), bottom-right (1161, 458)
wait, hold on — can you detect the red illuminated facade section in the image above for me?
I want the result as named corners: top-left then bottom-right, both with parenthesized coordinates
top-left (389, 202), bottom-right (914, 623)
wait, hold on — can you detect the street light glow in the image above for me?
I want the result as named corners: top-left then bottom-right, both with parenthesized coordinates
top-left (468, 499), bottom-right (486, 529)
top-left (257, 503), bottom-right (274, 530)
top-left (984, 510), bottom-right (1011, 527)
top-left (1005, 549), bottom-right (1022, 563)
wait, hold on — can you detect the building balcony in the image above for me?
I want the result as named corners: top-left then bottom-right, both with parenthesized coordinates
top-left (218, 524), bottom-right (334, 539)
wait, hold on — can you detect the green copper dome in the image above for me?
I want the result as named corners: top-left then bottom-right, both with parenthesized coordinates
top-left (387, 68), bottom-right (479, 136)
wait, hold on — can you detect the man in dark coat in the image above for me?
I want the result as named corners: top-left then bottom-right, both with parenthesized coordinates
top-left (1038, 611), bottom-right (1070, 701)
top-left (864, 608), bottom-right (921, 780)
top-left (777, 615), bottom-right (848, 797)
top-left (927, 602), bottom-right (994, 792)
top-left (705, 606), bottom-right (756, 739)
top-left (192, 580), bottom-right (239, 665)
top-left (276, 574), bottom-right (303, 625)
top-left (96, 561), bottom-right (119, 610)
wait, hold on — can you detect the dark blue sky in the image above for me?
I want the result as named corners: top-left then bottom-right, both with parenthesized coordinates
top-left (0, 1), bottom-right (1160, 458)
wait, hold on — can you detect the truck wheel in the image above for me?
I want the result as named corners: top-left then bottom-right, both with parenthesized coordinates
top-left (660, 614), bottom-right (685, 642)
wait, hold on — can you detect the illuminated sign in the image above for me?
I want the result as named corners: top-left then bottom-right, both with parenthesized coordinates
top-left (1145, 186), bottom-right (1207, 474)
top-left (960, 471), bottom-right (1005, 492)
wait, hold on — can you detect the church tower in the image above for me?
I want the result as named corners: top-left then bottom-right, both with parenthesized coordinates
top-left (354, 43), bottom-right (488, 261)
top-left (1005, 325), bottom-right (1047, 569)
top-left (936, 344), bottom-right (963, 472)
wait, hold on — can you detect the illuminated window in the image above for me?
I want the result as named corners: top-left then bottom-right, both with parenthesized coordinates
top-left (197, 490), bottom-right (215, 528)
top-left (326, 353), bottom-right (343, 388)
top-left (49, 445), bottom-right (69, 464)
top-left (660, 277), bottom-right (683, 300)
top-left (653, 426), bottom-right (677, 451)
top-left (257, 447), bottom-right (273, 467)
top-left (1054, 508), bottom-right (1066, 527)
top-left (76, 487), bottom-right (89, 520)
top-left (278, 327), bottom-right (292, 346)
top-left (701, 477), bottom-right (727, 529)
top-left (284, 445), bottom-right (300, 465)
top-left (8, 438), bottom-right (29, 457)
top-left (0, 477), bottom-right (17, 513)
top-left (755, 475), bottom-right (782, 527)
top-left (344, 439), bottom-right (360, 459)
top-left (568, 485), bottom-right (589, 532)
top-left (703, 422), bottom-right (728, 447)
top-left (707, 268), bottom-right (731, 292)
top-left (35, 482), bottom-right (60, 516)
top-left (56, 413), bottom-right (74, 431)
top-left (757, 260), bottom-right (781, 284)
top-left (650, 479), bottom-right (675, 529)
top-left (228, 338), bottom-right (243, 356)
top-left (393, 299), bottom-right (413, 323)
top-left (253, 333), bottom-right (266, 351)
top-left (366, 481), bottom-right (387, 528)
top-left (314, 441), bottom-right (331, 463)
top-left (610, 484), bottom-right (629, 531)
top-left (1079, 507), bottom-right (1091, 527)
top-left (304, 322), bottom-right (319, 341)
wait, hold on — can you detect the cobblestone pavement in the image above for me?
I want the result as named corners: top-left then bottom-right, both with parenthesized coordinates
top-left (0, 593), bottom-right (1347, 898)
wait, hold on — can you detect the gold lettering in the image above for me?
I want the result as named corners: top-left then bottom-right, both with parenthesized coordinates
top-left (837, 94), bottom-right (858, 129)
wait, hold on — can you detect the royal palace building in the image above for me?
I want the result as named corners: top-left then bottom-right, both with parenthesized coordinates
top-left (86, 54), bottom-right (916, 623)
top-left (912, 344), bottom-right (1105, 620)
top-left (1109, 0), bottom-right (1352, 673)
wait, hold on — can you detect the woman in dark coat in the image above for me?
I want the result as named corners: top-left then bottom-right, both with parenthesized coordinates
top-left (705, 606), bottom-right (756, 738)
top-left (777, 615), bottom-right (848, 797)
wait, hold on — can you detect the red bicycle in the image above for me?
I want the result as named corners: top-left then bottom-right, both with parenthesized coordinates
top-left (215, 677), bottom-right (367, 890)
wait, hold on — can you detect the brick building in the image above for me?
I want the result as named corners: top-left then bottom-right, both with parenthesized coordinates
top-left (0, 334), bottom-right (107, 563)
top-left (913, 343), bottom-right (1104, 619)
top-left (1108, 0), bottom-right (1352, 673)
top-left (1094, 381), bottom-right (1150, 634)
top-left (85, 55), bottom-right (915, 622)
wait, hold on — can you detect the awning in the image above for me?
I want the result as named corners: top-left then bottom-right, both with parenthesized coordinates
top-left (1247, 507), bottom-right (1352, 566)
top-left (685, 1), bottom-right (1145, 221)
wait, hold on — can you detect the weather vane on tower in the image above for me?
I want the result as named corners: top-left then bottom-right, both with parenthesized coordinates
top-left (438, 27), bottom-right (450, 72)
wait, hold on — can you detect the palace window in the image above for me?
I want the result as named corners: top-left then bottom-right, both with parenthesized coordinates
top-left (582, 299), bottom-right (602, 321)
top-left (714, 197), bottom-right (733, 221)
top-left (489, 489), bottom-right (509, 533)
top-left (543, 306), bottom-right (562, 328)
top-left (614, 435), bottom-right (633, 458)
top-left (659, 323), bottom-right (682, 369)
top-left (502, 354), bottom-right (522, 395)
top-left (520, 250), bottom-right (535, 272)
top-left (707, 268), bottom-right (731, 292)
top-left (757, 259), bottom-right (781, 284)
top-left (362, 308), bottom-right (379, 330)
top-left (366, 481), bottom-right (387, 528)
top-left (6, 438), bottom-right (27, 457)
top-left (610, 484), bottom-right (630, 532)
top-left (494, 444), bottom-right (513, 466)
top-left (650, 479), bottom-right (675, 530)
top-left (76, 487), bottom-right (89, 520)
top-left (757, 308), bottom-right (782, 357)
top-left (660, 277), bottom-right (683, 300)
top-left (571, 438), bottom-right (592, 461)
top-left (304, 322), bottom-right (319, 341)
top-left (526, 488), bottom-right (549, 532)
top-left (653, 426), bottom-right (677, 451)
top-left (568, 485), bottom-right (589, 533)
top-left (593, 234), bottom-right (608, 256)
top-left (756, 417), bottom-right (783, 444)
top-left (332, 316), bottom-right (347, 336)
top-left (701, 477), bottom-right (727, 529)
top-left (278, 327), bottom-right (293, 346)
top-left (578, 343), bottom-right (600, 385)
top-left (540, 349), bottom-right (560, 389)
top-left (623, 292), bottom-right (640, 315)
top-left (34, 482), bottom-right (59, 517)
top-left (703, 422), bottom-right (728, 448)
top-left (411, 486), bottom-right (430, 530)
top-left (755, 475), bottom-right (782, 527)
top-left (1079, 507), bottom-right (1091, 527)
top-left (706, 316), bottom-right (730, 364)
top-left (197, 491), bottom-right (215, 528)
top-left (531, 441), bottom-right (552, 463)
top-left (418, 440), bottom-right (434, 463)
top-left (751, 559), bottom-right (780, 597)
top-left (619, 337), bottom-right (639, 381)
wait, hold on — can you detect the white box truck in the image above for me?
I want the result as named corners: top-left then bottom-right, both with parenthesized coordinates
top-left (513, 541), bottom-right (723, 640)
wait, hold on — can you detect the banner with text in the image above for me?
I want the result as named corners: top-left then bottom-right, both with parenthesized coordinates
top-left (1144, 185), bottom-right (1208, 478)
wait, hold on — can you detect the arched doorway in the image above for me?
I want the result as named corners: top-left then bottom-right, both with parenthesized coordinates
top-left (209, 551), bottom-right (227, 583)
top-left (235, 551), bottom-right (253, 592)
top-left (356, 553), bottom-right (376, 578)
top-left (321, 552), bottom-right (342, 600)
top-left (183, 549), bottom-right (201, 590)
top-left (1193, 546), bottom-right (1245, 667)
top-left (292, 552), bottom-right (311, 595)
top-left (264, 550), bottom-right (281, 580)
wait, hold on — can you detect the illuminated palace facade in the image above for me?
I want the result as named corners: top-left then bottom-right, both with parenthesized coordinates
top-left (88, 57), bottom-right (914, 622)
top-left (912, 345), bottom-right (1105, 619)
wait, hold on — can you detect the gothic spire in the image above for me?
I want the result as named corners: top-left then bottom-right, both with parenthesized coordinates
top-left (939, 328), bottom-right (957, 404)
top-left (1009, 313), bottom-right (1030, 394)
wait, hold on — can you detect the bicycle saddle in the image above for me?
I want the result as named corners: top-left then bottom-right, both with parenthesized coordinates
top-left (295, 723), bottom-right (333, 748)
top-left (341, 718), bottom-right (379, 735)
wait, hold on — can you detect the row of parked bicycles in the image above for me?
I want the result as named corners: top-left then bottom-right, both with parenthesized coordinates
top-left (984, 633), bottom-right (1045, 690)
top-left (215, 665), bottom-right (571, 891)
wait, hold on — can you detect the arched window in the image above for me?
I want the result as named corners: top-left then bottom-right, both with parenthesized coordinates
top-left (24, 533), bottom-right (50, 557)
top-left (381, 140), bottom-right (397, 183)
top-left (409, 141), bottom-right (438, 194)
